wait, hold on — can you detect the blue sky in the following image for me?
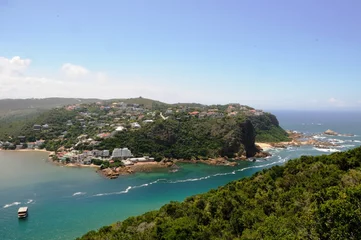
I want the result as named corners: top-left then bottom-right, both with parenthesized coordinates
top-left (0, 0), bottom-right (360, 110)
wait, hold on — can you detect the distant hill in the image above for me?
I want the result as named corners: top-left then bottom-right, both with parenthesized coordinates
top-left (0, 98), bottom-right (101, 120)
top-left (0, 97), bottom-right (170, 120)
top-left (109, 97), bottom-right (168, 110)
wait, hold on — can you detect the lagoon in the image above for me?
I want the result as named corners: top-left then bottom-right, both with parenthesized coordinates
top-left (1, 111), bottom-right (361, 240)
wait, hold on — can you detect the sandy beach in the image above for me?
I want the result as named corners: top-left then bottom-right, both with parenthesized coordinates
top-left (255, 142), bottom-right (273, 151)
top-left (0, 149), bottom-right (51, 153)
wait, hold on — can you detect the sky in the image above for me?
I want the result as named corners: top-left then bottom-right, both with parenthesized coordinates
top-left (0, 0), bottom-right (360, 110)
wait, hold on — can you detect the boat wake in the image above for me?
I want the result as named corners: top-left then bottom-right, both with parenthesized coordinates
top-left (3, 202), bottom-right (21, 209)
top-left (92, 156), bottom-right (289, 197)
top-left (73, 192), bottom-right (87, 196)
top-left (26, 199), bottom-right (34, 204)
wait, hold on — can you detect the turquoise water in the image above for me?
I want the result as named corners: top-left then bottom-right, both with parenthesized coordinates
top-left (1, 111), bottom-right (361, 240)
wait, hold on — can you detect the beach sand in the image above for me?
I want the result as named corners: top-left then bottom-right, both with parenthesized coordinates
top-left (0, 149), bottom-right (51, 153)
top-left (255, 142), bottom-right (273, 151)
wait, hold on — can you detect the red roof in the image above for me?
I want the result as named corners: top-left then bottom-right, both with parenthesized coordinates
top-left (189, 111), bottom-right (199, 115)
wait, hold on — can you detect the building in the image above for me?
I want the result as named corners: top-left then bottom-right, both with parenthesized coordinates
top-left (112, 147), bottom-right (133, 159)
top-left (115, 126), bottom-right (125, 132)
top-left (129, 156), bottom-right (154, 162)
top-left (143, 119), bottom-right (154, 123)
top-left (33, 124), bottom-right (41, 131)
top-left (18, 136), bottom-right (26, 142)
top-left (103, 150), bottom-right (110, 157)
top-left (121, 160), bottom-right (134, 166)
top-left (131, 122), bottom-right (141, 128)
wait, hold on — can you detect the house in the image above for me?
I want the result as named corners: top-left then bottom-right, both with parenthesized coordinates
top-left (131, 122), bottom-right (141, 128)
top-left (27, 142), bottom-right (35, 149)
top-left (199, 112), bottom-right (207, 118)
top-left (18, 136), bottom-right (26, 142)
top-left (33, 124), bottom-right (41, 131)
top-left (115, 126), bottom-right (125, 132)
top-left (96, 133), bottom-right (111, 139)
top-left (189, 111), bottom-right (199, 116)
top-left (143, 119), bottom-right (154, 123)
top-left (165, 109), bottom-right (173, 115)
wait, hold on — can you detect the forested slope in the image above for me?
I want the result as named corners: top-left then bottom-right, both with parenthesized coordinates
top-left (78, 147), bottom-right (361, 240)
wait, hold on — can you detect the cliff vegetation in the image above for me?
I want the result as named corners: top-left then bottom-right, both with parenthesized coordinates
top-left (78, 147), bottom-right (361, 240)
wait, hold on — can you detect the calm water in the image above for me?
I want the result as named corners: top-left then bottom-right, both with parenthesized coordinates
top-left (1, 111), bottom-right (361, 240)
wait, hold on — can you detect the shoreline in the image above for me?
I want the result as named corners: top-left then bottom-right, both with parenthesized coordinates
top-left (0, 148), bottom-right (51, 154)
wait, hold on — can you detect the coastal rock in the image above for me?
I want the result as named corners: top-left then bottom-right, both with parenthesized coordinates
top-left (324, 129), bottom-right (338, 136)
top-left (254, 151), bottom-right (271, 158)
top-left (271, 143), bottom-right (287, 148)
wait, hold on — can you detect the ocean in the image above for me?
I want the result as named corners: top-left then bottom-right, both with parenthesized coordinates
top-left (1, 111), bottom-right (361, 240)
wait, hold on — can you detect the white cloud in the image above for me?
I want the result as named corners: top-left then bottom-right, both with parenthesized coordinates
top-left (328, 97), bottom-right (345, 107)
top-left (0, 56), bottom-right (192, 102)
top-left (0, 56), bottom-right (31, 77)
top-left (61, 63), bottom-right (89, 77)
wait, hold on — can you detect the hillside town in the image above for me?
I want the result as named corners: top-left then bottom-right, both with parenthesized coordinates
top-left (0, 100), bottom-right (263, 154)
top-left (0, 99), bottom-right (273, 178)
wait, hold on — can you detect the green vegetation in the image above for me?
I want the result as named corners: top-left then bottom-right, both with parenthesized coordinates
top-left (249, 113), bottom-right (290, 142)
top-left (91, 159), bottom-right (123, 169)
top-left (78, 147), bottom-right (361, 240)
top-left (92, 116), bottom-right (259, 160)
top-left (0, 98), bottom-right (100, 120)
top-left (0, 98), bottom-right (288, 160)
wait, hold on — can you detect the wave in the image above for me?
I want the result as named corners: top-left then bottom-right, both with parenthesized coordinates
top-left (94, 186), bottom-right (132, 197)
top-left (340, 144), bottom-right (356, 148)
top-left (313, 148), bottom-right (340, 153)
top-left (313, 135), bottom-right (326, 140)
top-left (26, 199), bottom-right (34, 204)
top-left (328, 139), bottom-right (345, 144)
top-left (92, 157), bottom-right (289, 197)
top-left (73, 192), bottom-right (87, 196)
top-left (3, 202), bottom-right (21, 208)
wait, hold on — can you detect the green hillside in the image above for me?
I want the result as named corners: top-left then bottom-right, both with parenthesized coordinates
top-left (77, 147), bottom-right (361, 240)
top-left (0, 98), bottom-right (100, 120)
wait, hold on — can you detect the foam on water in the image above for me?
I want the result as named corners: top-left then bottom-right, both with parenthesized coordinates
top-left (3, 202), bottom-right (21, 208)
top-left (26, 199), bottom-right (34, 204)
top-left (72, 192), bottom-right (86, 196)
top-left (313, 148), bottom-right (341, 153)
top-left (90, 156), bottom-right (290, 198)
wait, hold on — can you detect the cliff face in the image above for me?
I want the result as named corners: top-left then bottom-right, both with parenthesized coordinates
top-left (248, 113), bottom-right (289, 143)
top-left (97, 115), bottom-right (284, 160)
top-left (240, 120), bottom-right (259, 157)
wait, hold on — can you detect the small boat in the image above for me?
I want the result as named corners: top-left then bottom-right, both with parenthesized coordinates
top-left (18, 207), bottom-right (28, 219)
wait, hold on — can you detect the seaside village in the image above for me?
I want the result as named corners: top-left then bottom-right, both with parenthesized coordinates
top-left (54, 147), bottom-right (154, 166)
top-left (0, 100), bottom-right (265, 169)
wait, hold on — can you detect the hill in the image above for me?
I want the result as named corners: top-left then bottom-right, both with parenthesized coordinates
top-left (77, 147), bottom-right (361, 240)
top-left (0, 98), bottom-right (101, 120)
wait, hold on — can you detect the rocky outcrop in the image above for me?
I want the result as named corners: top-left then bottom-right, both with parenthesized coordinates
top-left (254, 151), bottom-right (271, 158)
top-left (240, 120), bottom-right (259, 158)
top-left (324, 129), bottom-right (338, 136)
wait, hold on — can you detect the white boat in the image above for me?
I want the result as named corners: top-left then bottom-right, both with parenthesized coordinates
top-left (18, 207), bottom-right (28, 219)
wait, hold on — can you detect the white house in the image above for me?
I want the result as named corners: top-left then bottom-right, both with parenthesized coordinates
top-left (115, 126), bottom-right (125, 132)
top-left (131, 122), bottom-right (141, 128)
